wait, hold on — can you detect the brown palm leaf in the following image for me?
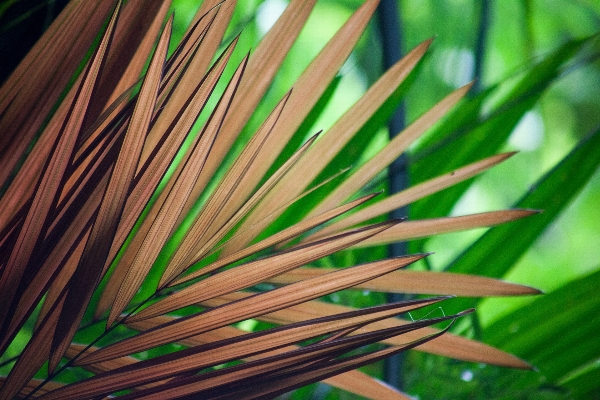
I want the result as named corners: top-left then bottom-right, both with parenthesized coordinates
top-left (0, 0), bottom-right (539, 399)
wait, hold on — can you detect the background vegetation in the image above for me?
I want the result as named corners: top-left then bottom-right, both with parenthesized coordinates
top-left (1, 0), bottom-right (599, 398)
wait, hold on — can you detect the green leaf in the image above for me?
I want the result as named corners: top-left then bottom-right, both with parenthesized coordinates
top-left (445, 126), bottom-right (600, 312)
top-left (560, 360), bottom-right (600, 400)
top-left (483, 267), bottom-right (600, 392)
top-left (409, 36), bottom-right (588, 224)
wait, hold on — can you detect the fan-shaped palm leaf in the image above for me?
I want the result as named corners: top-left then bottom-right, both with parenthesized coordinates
top-left (0, 1), bottom-right (541, 398)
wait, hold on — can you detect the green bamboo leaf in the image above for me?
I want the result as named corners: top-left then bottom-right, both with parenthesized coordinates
top-left (409, 36), bottom-right (589, 223)
top-left (446, 126), bottom-right (600, 311)
top-left (560, 360), bottom-right (600, 399)
top-left (483, 267), bottom-right (600, 393)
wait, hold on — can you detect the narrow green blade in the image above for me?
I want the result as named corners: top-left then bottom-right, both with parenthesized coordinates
top-left (446, 126), bottom-right (600, 313)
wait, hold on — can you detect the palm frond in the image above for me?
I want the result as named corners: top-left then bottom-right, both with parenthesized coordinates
top-left (0, 0), bottom-right (545, 398)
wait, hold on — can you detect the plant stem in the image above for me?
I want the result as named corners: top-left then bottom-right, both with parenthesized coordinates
top-left (377, 0), bottom-right (408, 391)
top-left (473, 0), bottom-right (490, 94)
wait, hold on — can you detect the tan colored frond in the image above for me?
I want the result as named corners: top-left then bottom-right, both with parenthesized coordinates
top-left (267, 267), bottom-right (541, 297)
top-left (130, 221), bottom-right (400, 322)
top-left (77, 251), bottom-right (420, 365)
top-left (305, 82), bottom-right (473, 219)
top-left (303, 152), bottom-right (516, 243)
top-left (218, 0), bottom-right (382, 256)
top-left (223, 39), bottom-right (434, 257)
top-left (105, 34), bottom-right (239, 271)
top-left (0, 1), bottom-right (115, 186)
top-left (50, 298), bottom-right (442, 399)
top-left (186, 0), bottom-right (319, 210)
top-left (0, 0), bottom-right (122, 352)
top-left (0, 294), bottom-right (66, 400)
top-left (201, 292), bottom-right (531, 369)
top-left (0, 0), bottom-right (548, 397)
top-left (172, 192), bottom-right (378, 287)
top-left (108, 49), bottom-right (248, 327)
top-left (0, 377), bottom-right (64, 398)
top-left (353, 209), bottom-right (539, 247)
top-left (127, 316), bottom-right (410, 400)
top-left (159, 90), bottom-right (291, 286)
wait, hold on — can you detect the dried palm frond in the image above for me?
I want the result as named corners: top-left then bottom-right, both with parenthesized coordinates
top-left (0, 0), bottom-right (540, 398)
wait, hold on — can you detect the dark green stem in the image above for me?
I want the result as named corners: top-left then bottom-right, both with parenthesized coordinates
top-left (473, 0), bottom-right (490, 94)
top-left (377, 0), bottom-right (408, 391)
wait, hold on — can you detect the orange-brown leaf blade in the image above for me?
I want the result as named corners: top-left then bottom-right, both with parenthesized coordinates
top-left (80, 0), bottom-right (171, 132)
top-left (4, 172), bottom-right (108, 347)
top-left (77, 251), bottom-right (421, 366)
top-left (119, 317), bottom-right (441, 400)
top-left (95, 36), bottom-right (240, 319)
top-left (125, 316), bottom-right (410, 400)
top-left (171, 105), bottom-right (316, 285)
top-left (106, 33), bottom-right (239, 270)
top-left (267, 267), bottom-right (541, 297)
top-left (219, 0), bottom-right (381, 256)
top-left (185, 0), bottom-right (319, 212)
top-left (354, 209), bottom-right (539, 248)
top-left (304, 152), bottom-right (517, 242)
top-left (0, 292), bottom-right (66, 400)
top-left (0, 378), bottom-right (64, 398)
top-left (222, 320), bottom-right (459, 400)
top-left (132, 222), bottom-right (399, 322)
top-left (107, 52), bottom-right (249, 326)
top-left (177, 0), bottom-right (236, 90)
top-left (306, 81), bottom-right (472, 219)
top-left (231, 39), bottom-right (434, 254)
top-left (159, 90), bottom-right (292, 286)
top-left (172, 192), bottom-right (379, 287)
top-left (47, 297), bottom-right (442, 399)
top-left (0, 74), bottom-right (79, 234)
top-left (47, 0), bottom-right (151, 372)
top-left (201, 292), bottom-right (531, 369)
top-left (0, 1), bottom-right (115, 187)
top-left (0, 0), bottom-right (121, 337)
